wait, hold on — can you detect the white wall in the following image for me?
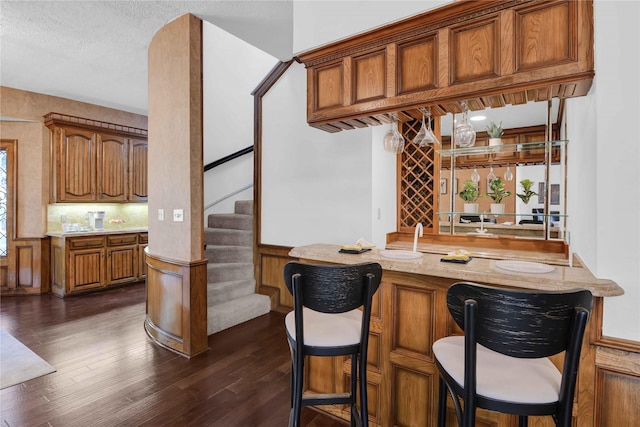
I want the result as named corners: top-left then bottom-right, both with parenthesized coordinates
top-left (261, 62), bottom-right (374, 246)
top-left (292, 0), bottom-right (450, 54)
top-left (567, 0), bottom-right (640, 341)
top-left (202, 22), bottom-right (276, 216)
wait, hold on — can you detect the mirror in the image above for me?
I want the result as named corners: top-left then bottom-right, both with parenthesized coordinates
top-left (437, 99), bottom-right (567, 241)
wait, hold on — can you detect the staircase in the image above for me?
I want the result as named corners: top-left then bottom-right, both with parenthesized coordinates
top-left (204, 200), bottom-right (271, 335)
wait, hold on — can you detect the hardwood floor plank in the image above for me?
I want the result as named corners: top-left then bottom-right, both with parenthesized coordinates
top-left (0, 284), bottom-right (346, 427)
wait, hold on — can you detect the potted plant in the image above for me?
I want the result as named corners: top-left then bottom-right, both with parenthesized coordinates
top-left (486, 121), bottom-right (504, 149)
top-left (487, 177), bottom-right (511, 215)
top-left (459, 180), bottom-right (480, 213)
top-left (516, 179), bottom-right (538, 204)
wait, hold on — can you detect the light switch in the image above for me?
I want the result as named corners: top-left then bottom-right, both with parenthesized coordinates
top-left (158, 209), bottom-right (164, 221)
top-left (173, 209), bottom-right (184, 222)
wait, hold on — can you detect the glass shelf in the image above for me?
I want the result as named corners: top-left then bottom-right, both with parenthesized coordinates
top-left (437, 212), bottom-right (567, 218)
top-left (436, 139), bottom-right (567, 157)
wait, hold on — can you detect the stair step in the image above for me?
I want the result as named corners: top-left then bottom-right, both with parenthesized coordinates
top-left (204, 228), bottom-right (252, 247)
top-left (207, 293), bottom-right (271, 335)
top-left (234, 200), bottom-right (253, 216)
top-left (207, 262), bottom-right (254, 282)
top-left (207, 213), bottom-right (252, 230)
top-left (207, 279), bottom-right (256, 305)
top-left (205, 245), bottom-right (253, 263)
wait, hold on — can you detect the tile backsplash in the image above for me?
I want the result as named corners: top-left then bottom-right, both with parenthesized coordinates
top-left (48, 203), bottom-right (148, 231)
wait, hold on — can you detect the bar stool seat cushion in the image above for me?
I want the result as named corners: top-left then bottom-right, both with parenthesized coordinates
top-left (433, 335), bottom-right (561, 404)
top-left (285, 307), bottom-right (362, 347)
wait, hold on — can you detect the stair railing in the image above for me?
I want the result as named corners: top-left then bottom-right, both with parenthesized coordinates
top-left (204, 182), bottom-right (253, 211)
top-left (204, 145), bottom-right (253, 173)
top-left (203, 145), bottom-right (255, 211)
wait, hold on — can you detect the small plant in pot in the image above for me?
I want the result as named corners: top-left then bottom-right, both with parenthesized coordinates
top-left (486, 121), bottom-right (504, 150)
top-left (487, 177), bottom-right (511, 215)
top-left (459, 180), bottom-right (480, 213)
top-left (517, 179), bottom-right (538, 204)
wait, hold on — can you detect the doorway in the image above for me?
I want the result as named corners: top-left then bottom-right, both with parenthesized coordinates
top-left (0, 140), bottom-right (16, 288)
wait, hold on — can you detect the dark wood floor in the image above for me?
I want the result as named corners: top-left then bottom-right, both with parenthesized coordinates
top-left (0, 284), bottom-right (346, 427)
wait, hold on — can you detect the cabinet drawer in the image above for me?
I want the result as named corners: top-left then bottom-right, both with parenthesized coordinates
top-left (107, 234), bottom-right (138, 246)
top-left (69, 236), bottom-right (105, 249)
top-left (138, 233), bottom-right (148, 244)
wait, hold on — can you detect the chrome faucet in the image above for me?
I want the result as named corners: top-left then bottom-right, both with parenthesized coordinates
top-left (413, 223), bottom-right (423, 252)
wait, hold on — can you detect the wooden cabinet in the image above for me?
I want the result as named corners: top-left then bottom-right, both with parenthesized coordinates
top-left (106, 234), bottom-right (138, 285)
top-left (129, 138), bottom-right (148, 201)
top-left (51, 231), bottom-right (147, 297)
top-left (45, 113), bottom-right (148, 203)
top-left (57, 127), bottom-right (96, 201)
top-left (97, 133), bottom-right (129, 201)
top-left (67, 236), bottom-right (105, 293)
top-left (297, 0), bottom-right (594, 132)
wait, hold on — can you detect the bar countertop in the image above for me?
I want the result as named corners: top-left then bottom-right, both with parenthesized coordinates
top-left (289, 243), bottom-right (623, 298)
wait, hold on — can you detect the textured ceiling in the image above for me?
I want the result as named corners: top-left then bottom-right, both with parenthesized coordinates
top-left (0, 0), bottom-right (293, 116)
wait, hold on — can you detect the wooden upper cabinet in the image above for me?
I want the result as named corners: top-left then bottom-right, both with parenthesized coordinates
top-left (297, 0), bottom-right (593, 132)
top-left (45, 113), bottom-right (148, 203)
top-left (97, 133), bottom-right (128, 201)
top-left (129, 139), bottom-right (148, 201)
top-left (58, 127), bottom-right (95, 201)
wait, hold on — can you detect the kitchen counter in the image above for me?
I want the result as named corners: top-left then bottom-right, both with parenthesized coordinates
top-left (48, 229), bottom-right (148, 297)
top-left (289, 243), bottom-right (623, 297)
top-left (46, 227), bottom-right (148, 238)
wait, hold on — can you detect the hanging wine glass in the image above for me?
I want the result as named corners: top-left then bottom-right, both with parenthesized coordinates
top-left (454, 101), bottom-right (476, 147)
top-left (421, 107), bottom-right (439, 145)
top-left (413, 110), bottom-right (427, 146)
top-left (487, 165), bottom-right (497, 182)
top-left (383, 121), bottom-right (398, 152)
top-left (504, 164), bottom-right (514, 181)
top-left (384, 115), bottom-right (404, 154)
top-left (393, 117), bottom-right (405, 154)
top-left (471, 167), bottom-right (481, 184)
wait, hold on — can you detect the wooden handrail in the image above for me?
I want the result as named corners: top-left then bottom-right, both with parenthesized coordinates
top-left (203, 145), bottom-right (253, 172)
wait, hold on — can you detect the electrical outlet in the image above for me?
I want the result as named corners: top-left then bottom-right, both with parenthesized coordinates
top-left (158, 209), bottom-right (164, 221)
top-left (173, 209), bottom-right (183, 222)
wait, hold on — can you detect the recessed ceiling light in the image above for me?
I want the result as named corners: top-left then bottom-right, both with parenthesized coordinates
top-left (470, 115), bottom-right (486, 121)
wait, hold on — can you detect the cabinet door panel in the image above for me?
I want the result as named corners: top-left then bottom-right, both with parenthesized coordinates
top-left (69, 247), bottom-right (104, 292)
top-left (129, 139), bottom-right (148, 201)
top-left (98, 133), bottom-right (128, 201)
top-left (61, 128), bottom-right (95, 201)
top-left (397, 35), bottom-right (438, 95)
top-left (107, 245), bottom-right (138, 285)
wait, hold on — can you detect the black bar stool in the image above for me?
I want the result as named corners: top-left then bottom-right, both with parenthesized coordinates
top-left (433, 282), bottom-right (592, 427)
top-left (283, 261), bottom-right (382, 427)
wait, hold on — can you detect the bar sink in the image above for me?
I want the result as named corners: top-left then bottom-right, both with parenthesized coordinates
top-left (379, 250), bottom-right (423, 260)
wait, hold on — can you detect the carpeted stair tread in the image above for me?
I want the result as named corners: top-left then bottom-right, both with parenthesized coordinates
top-left (207, 262), bottom-right (254, 282)
top-left (207, 293), bottom-right (271, 335)
top-left (234, 200), bottom-right (253, 216)
top-left (204, 228), bottom-right (252, 247)
top-left (207, 213), bottom-right (252, 230)
top-left (205, 245), bottom-right (253, 263)
top-left (207, 279), bottom-right (256, 305)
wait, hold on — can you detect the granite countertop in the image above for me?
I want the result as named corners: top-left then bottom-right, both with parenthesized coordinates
top-left (289, 243), bottom-right (624, 298)
top-left (46, 227), bottom-right (148, 238)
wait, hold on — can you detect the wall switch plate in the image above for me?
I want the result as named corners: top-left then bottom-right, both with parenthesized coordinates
top-left (173, 209), bottom-right (184, 222)
top-left (158, 209), bottom-right (164, 221)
